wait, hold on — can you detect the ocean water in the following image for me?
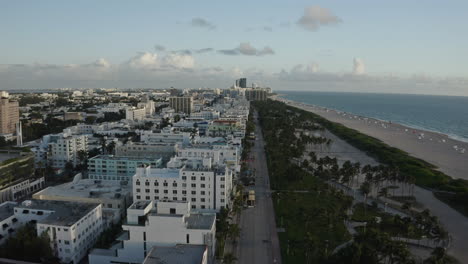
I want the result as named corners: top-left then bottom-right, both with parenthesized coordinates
top-left (280, 91), bottom-right (468, 142)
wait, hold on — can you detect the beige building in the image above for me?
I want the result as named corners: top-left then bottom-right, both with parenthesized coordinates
top-left (0, 93), bottom-right (19, 134)
top-left (169, 96), bottom-right (193, 114)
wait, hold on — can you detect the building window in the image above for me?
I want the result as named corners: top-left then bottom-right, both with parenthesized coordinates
top-left (201, 205), bottom-right (206, 209)
top-left (145, 189), bottom-right (150, 193)
top-left (201, 191), bottom-right (205, 195)
top-left (154, 196), bottom-right (159, 200)
top-left (220, 177), bottom-right (225, 181)
top-left (182, 197), bottom-right (187, 201)
top-left (154, 181), bottom-right (159, 186)
top-left (191, 184), bottom-right (196, 188)
top-left (164, 190), bottom-right (168, 194)
top-left (145, 196), bottom-right (150, 200)
top-left (191, 176), bottom-right (196, 180)
top-left (173, 190), bottom-right (177, 194)
top-left (163, 182), bottom-right (168, 187)
top-left (136, 188), bottom-right (141, 193)
top-left (201, 177), bottom-right (205, 181)
top-left (201, 198), bottom-right (205, 202)
top-left (172, 182), bottom-right (177, 187)
top-left (221, 199), bottom-right (225, 203)
top-left (136, 195), bottom-right (141, 200)
top-left (191, 198), bottom-right (196, 202)
top-left (155, 189), bottom-right (159, 193)
top-left (182, 190), bottom-right (186, 194)
top-left (191, 191), bottom-right (196, 195)
top-left (220, 184), bottom-right (225, 188)
top-left (201, 184), bottom-right (205, 188)
top-left (145, 181), bottom-right (149, 186)
top-left (182, 176), bottom-right (186, 180)
top-left (170, 208), bottom-right (176, 214)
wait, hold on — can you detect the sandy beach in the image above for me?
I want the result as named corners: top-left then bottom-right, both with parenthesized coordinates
top-left (276, 97), bottom-right (468, 181)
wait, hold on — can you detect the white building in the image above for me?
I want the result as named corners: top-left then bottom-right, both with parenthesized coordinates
top-left (177, 143), bottom-right (240, 171)
top-left (33, 132), bottom-right (88, 169)
top-left (32, 175), bottom-right (132, 225)
top-left (2, 200), bottom-right (104, 264)
top-left (47, 132), bottom-right (88, 169)
top-left (115, 141), bottom-right (177, 160)
top-left (140, 130), bottom-right (191, 145)
top-left (126, 107), bottom-right (146, 121)
top-left (133, 157), bottom-right (233, 212)
top-left (0, 177), bottom-right (45, 203)
top-left (88, 200), bottom-right (215, 264)
top-left (142, 244), bottom-right (208, 264)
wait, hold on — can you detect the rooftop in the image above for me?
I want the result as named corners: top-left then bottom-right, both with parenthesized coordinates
top-left (89, 155), bottom-right (162, 162)
top-left (0, 202), bottom-right (17, 222)
top-left (143, 245), bottom-right (207, 264)
top-left (33, 179), bottom-right (131, 200)
top-left (15, 200), bottom-right (100, 226)
top-left (185, 213), bottom-right (215, 230)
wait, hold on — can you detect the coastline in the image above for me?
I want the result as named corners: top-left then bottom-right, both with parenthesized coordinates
top-left (273, 95), bottom-right (468, 181)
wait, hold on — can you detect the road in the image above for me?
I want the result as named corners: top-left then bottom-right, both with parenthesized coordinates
top-left (237, 110), bottom-right (282, 264)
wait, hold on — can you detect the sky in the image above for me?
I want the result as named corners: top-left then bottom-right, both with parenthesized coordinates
top-left (1, 0), bottom-right (467, 96)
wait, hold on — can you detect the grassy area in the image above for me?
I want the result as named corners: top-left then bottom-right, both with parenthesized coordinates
top-left (274, 190), bottom-right (352, 263)
top-left (258, 99), bottom-right (468, 217)
top-left (254, 101), bottom-right (353, 263)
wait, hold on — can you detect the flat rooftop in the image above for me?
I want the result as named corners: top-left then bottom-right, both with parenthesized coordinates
top-left (33, 179), bottom-right (131, 200)
top-left (15, 200), bottom-right (99, 226)
top-left (143, 168), bottom-right (180, 178)
top-left (89, 155), bottom-right (162, 162)
top-left (185, 213), bottom-right (215, 230)
top-left (143, 244), bottom-right (206, 264)
top-left (0, 202), bottom-right (17, 222)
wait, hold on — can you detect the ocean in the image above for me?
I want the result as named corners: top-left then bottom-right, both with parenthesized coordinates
top-left (280, 91), bottom-right (468, 142)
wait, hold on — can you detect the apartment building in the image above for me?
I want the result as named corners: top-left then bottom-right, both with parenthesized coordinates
top-left (88, 200), bottom-right (215, 264)
top-left (47, 132), bottom-right (88, 169)
top-left (132, 157), bottom-right (233, 212)
top-left (88, 155), bottom-right (163, 182)
top-left (125, 107), bottom-right (146, 121)
top-left (33, 176), bottom-right (132, 225)
top-left (115, 142), bottom-right (177, 160)
top-left (1, 200), bottom-right (103, 264)
top-left (169, 96), bottom-right (193, 114)
top-left (0, 92), bottom-right (19, 135)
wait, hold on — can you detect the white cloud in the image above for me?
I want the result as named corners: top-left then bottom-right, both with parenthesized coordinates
top-left (297, 6), bottom-right (342, 31)
top-left (353, 58), bottom-right (365, 75)
top-left (218, 43), bottom-right (275, 56)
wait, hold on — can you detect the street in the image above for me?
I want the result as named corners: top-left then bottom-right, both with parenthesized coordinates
top-left (237, 110), bottom-right (282, 264)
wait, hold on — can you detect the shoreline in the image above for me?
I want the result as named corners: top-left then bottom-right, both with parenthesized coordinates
top-left (275, 93), bottom-right (468, 144)
top-left (273, 95), bottom-right (468, 180)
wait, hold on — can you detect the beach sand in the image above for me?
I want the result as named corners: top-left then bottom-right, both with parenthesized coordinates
top-left (277, 97), bottom-right (468, 180)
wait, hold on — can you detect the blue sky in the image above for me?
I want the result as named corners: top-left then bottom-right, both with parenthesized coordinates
top-left (1, 1), bottom-right (467, 95)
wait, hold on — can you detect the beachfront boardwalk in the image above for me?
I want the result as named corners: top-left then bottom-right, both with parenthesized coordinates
top-left (237, 110), bottom-right (282, 264)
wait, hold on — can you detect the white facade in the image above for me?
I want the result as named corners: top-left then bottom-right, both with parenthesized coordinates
top-left (89, 200), bottom-right (215, 264)
top-left (140, 130), bottom-right (191, 145)
top-left (133, 158), bottom-right (233, 212)
top-left (126, 107), bottom-right (146, 121)
top-left (0, 200), bottom-right (103, 264)
top-left (0, 177), bottom-right (45, 203)
top-left (47, 133), bottom-right (88, 169)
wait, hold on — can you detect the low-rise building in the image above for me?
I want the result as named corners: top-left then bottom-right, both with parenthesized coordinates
top-left (115, 142), bottom-right (177, 160)
top-left (2, 200), bottom-right (104, 264)
top-left (126, 107), bottom-right (146, 121)
top-left (0, 177), bottom-right (45, 203)
top-left (88, 155), bottom-right (163, 182)
top-left (32, 175), bottom-right (131, 225)
top-left (88, 200), bottom-right (215, 264)
top-left (142, 244), bottom-right (208, 264)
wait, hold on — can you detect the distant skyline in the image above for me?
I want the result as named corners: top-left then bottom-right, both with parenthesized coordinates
top-left (1, 1), bottom-right (468, 96)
